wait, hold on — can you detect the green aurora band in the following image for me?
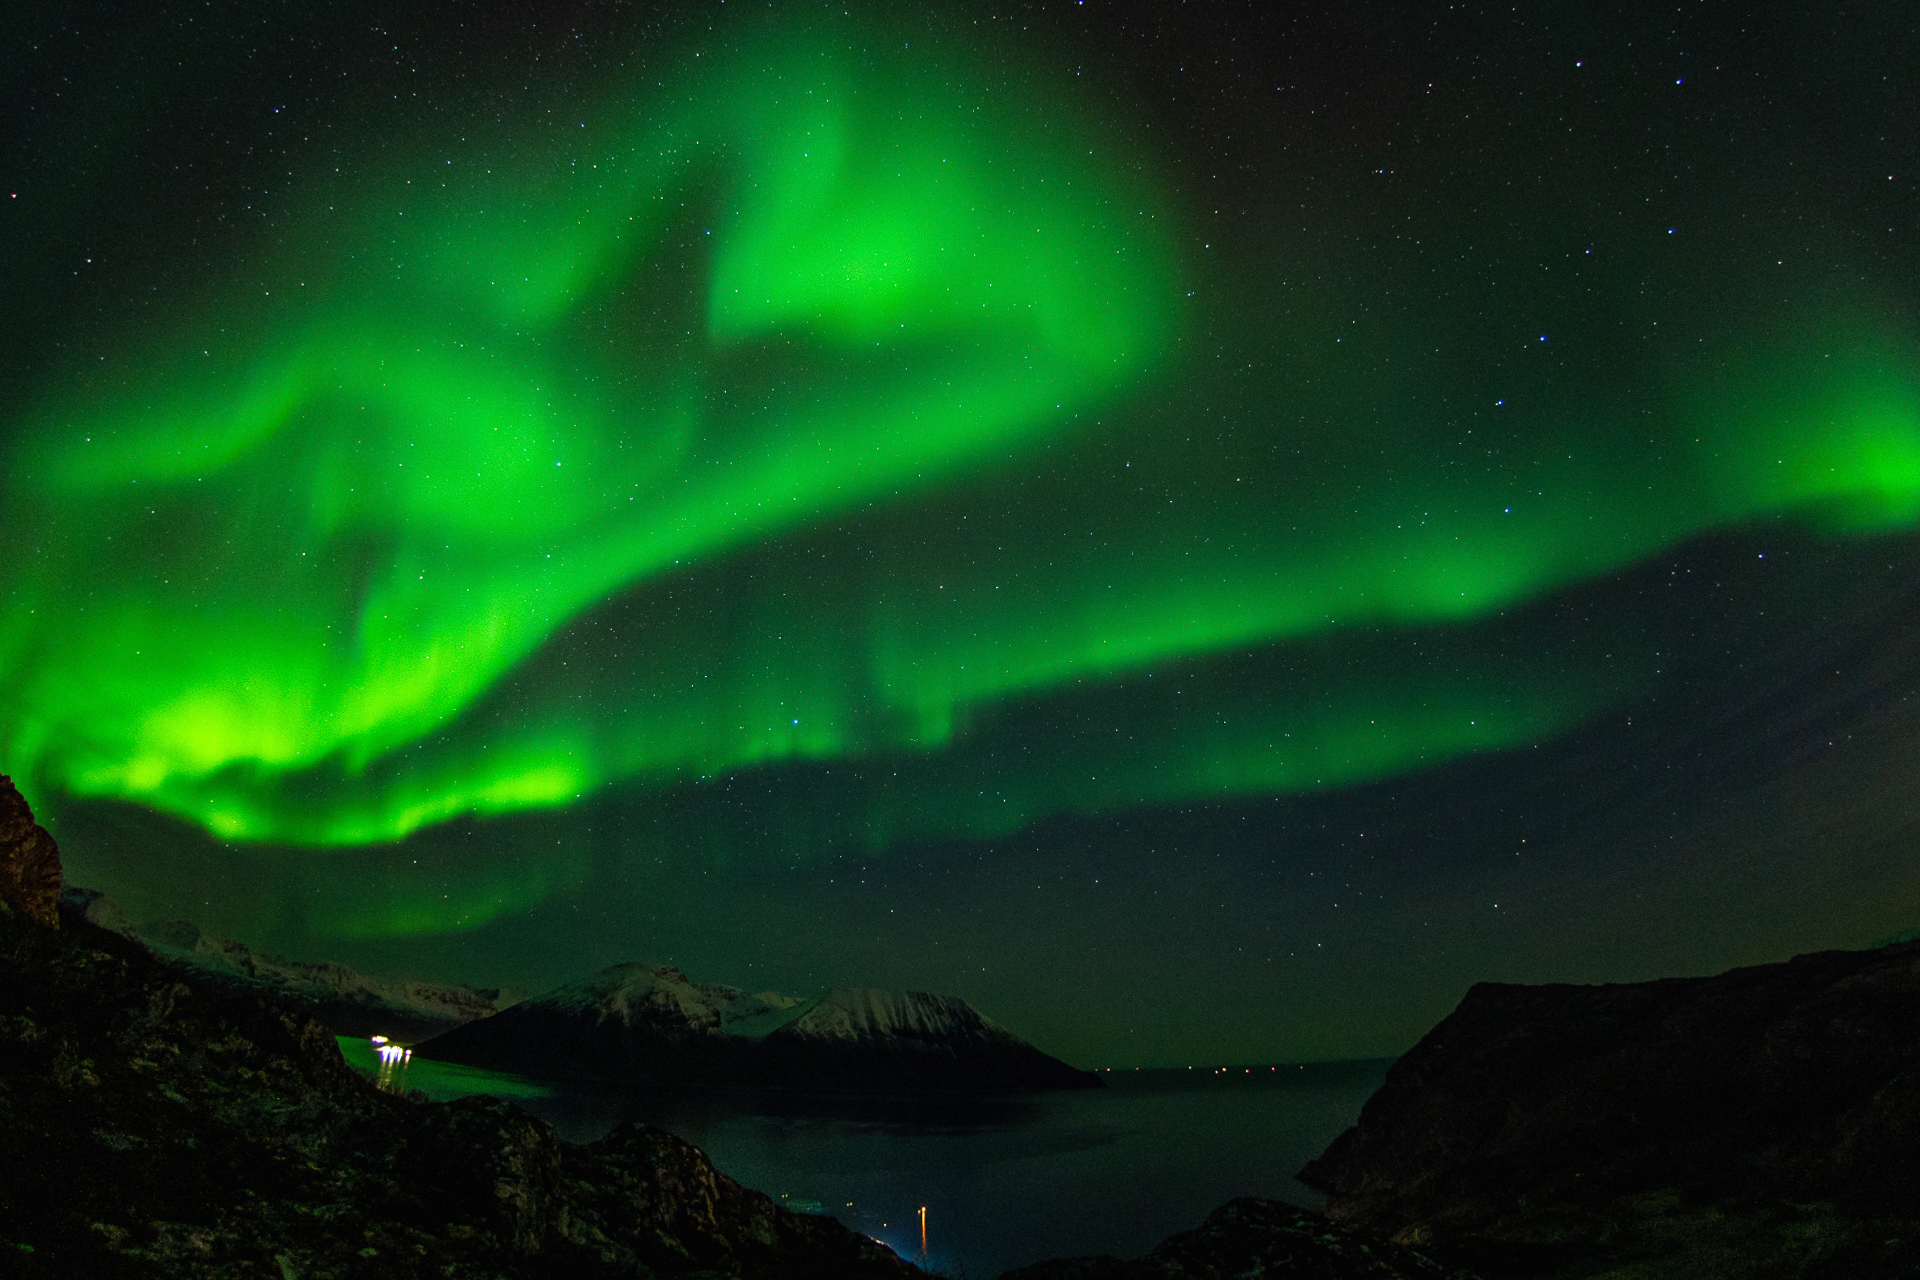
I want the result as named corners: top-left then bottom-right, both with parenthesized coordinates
top-left (4, 9), bottom-right (1919, 927)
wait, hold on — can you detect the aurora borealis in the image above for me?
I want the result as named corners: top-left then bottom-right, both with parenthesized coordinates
top-left (5, 9), bottom-right (1179, 843)
top-left (6, 0), bottom-right (1920, 1063)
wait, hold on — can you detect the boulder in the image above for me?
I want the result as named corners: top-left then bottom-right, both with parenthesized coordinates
top-left (0, 775), bottom-right (61, 928)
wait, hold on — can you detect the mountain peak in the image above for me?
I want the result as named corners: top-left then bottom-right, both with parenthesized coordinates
top-left (420, 960), bottom-right (1098, 1094)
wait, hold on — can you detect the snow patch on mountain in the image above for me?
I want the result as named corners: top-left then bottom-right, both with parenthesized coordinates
top-left (545, 963), bottom-right (813, 1040)
top-left (418, 960), bottom-right (1100, 1093)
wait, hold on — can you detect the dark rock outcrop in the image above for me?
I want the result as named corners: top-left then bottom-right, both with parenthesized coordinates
top-left (417, 961), bottom-right (1100, 1094)
top-left (0, 776), bottom-right (61, 927)
top-left (1299, 943), bottom-right (1920, 1277)
top-left (0, 799), bottom-right (920, 1277)
top-left (998, 1198), bottom-right (1478, 1280)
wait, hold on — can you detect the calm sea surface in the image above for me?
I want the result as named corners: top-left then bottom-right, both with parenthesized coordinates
top-left (338, 1039), bottom-right (1389, 1278)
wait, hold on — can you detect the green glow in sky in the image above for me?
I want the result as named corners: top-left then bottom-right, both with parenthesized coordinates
top-left (4, 7), bottom-right (1919, 929)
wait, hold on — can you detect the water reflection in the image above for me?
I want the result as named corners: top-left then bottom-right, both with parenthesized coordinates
top-left (331, 1037), bottom-right (1387, 1275)
top-left (471, 1061), bottom-right (1390, 1275)
top-left (369, 1035), bottom-right (413, 1092)
top-left (336, 1034), bottom-right (556, 1100)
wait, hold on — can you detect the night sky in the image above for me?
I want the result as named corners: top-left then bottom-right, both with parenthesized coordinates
top-left (5, 1), bottom-right (1918, 1066)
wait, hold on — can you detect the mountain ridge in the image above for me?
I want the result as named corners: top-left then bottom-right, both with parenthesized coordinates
top-left (418, 960), bottom-right (1102, 1093)
top-left (61, 885), bottom-right (501, 1041)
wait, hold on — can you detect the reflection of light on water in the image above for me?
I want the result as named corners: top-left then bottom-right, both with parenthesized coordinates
top-left (370, 1035), bottom-right (412, 1092)
top-left (333, 1035), bottom-right (554, 1101)
top-left (858, 1205), bottom-right (933, 1266)
top-left (478, 1062), bottom-right (1390, 1277)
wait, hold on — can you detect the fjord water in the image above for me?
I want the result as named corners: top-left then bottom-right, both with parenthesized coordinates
top-left (339, 1039), bottom-right (1388, 1277)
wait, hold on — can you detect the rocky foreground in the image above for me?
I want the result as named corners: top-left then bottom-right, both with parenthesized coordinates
top-left (0, 777), bottom-right (1426, 1280)
top-left (1006, 943), bottom-right (1920, 1280)
top-left (0, 904), bottom-right (929, 1279)
top-left (0, 892), bottom-right (1454, 1280)
top-left (0, 779), bottom-right (919, 1279)
top-left (66, 888), bottom-right (501, 1043)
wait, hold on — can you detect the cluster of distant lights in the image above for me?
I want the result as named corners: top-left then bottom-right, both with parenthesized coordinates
top-left (367, 1035), bottom-right (417, 1093)
top-left (369, 1034), bottom-right (413, 1065)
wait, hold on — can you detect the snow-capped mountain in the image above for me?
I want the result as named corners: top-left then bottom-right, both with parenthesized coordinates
top-left (416, 962), bottom-right (1100, 1093)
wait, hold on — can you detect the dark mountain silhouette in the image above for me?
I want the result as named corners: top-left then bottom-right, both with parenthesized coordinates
top-left (1298, 943), bottom-right (1920, 1277)
top-left (998, 1199), bottom-right (1476, 1280)
top-left (416, 960), bottom-right (1101, 1093)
